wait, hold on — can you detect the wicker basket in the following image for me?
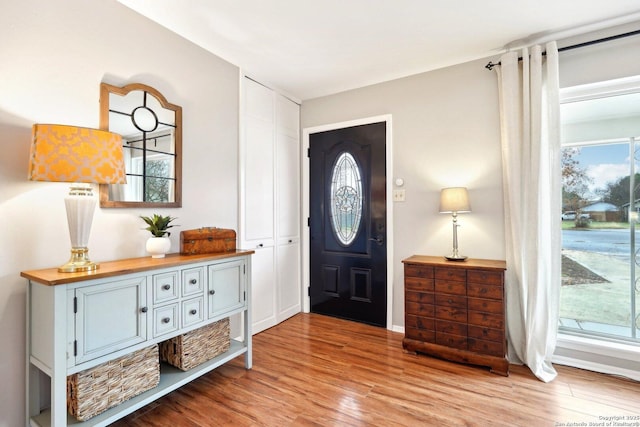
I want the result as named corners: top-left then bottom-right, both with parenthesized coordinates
top-left (159, 318), bottom-right (230, 371)
top-left (67, 345), bottom-right (160, 421)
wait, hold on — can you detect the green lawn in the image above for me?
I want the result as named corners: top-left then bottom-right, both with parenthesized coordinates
top-left (561, 220), bottom-right (630, 230)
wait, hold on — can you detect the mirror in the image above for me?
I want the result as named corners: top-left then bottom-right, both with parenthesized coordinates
top-left (99, 82), bottom-right (182, 208)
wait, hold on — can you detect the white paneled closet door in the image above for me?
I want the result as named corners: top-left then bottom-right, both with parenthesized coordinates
top-left (242, 78), bottom-right (277, 334)
top-left (241, 77), bottom-right (301, 334)
top-left (275, 94), bottom-right (301, 322)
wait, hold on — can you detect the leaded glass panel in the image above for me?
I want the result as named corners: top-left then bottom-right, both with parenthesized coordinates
top-left (330, 152), bottom-right (363, 245)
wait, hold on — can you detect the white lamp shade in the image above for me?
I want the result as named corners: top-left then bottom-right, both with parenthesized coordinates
top-left (439, 187), bottom-right (471, 213)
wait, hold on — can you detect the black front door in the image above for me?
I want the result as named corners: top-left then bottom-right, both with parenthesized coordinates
top-left (309, 121), bottom-right (387, 327)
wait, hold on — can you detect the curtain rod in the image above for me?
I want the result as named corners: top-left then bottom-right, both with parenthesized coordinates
top-left (484, 28), bottom-right (640, 70)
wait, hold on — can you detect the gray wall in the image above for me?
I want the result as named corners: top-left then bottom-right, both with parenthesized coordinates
top-left (301, 58), bottom-right (506, 328)
top-left (0, 1), bottom-right (239, 425)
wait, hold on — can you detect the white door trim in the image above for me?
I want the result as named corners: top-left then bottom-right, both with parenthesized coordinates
top-left (301, 114), bottom-right (394, 329)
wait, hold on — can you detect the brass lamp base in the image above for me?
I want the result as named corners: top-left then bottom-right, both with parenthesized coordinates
top-left (58, 247), bottom-right (99, 273)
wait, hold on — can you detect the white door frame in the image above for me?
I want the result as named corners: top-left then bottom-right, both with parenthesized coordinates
top-left (301, 114), bottom-right (394, 329)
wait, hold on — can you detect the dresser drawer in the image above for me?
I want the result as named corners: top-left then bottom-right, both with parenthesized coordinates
top-left (153, 272), bottom-right (179, 304)
top-left (436, 320), bottom-right (467, 336)
top-left (435, 306), bottom-right (467, 322)
top-left (468, 310), bottom-right (504, 329)
top-left (405, 290), bottom-right (435, 304)
top-left (467, 297), bottom-right (503, 314)
top-left (153, 303), bottom-right (179, 337)
top-left (468, 325), bottom-right (504, 343)
top-left (468, 269), bottom-right (503, 286)
top-left (434, 279), bottom-right (466, 295)
top-left (468, 338), bottom-right (505, 357)
top-left (406, 276), bottom-right (435, 291)
top-left (435, 267), bottom-right (466, 282)
top-left (435, 293), bottom-right (467, 309)
top-left (406, 327), bottom-right (435, 342)
top-left (436, 331), bottom-right (467, 350)
top-left (405, 264), bottom-right (434, 279)
top-left (467, 283), bottom-right (503, 300)
top-left (406, 314), bottom-right (435, 331)
top-left (406, 301), bottom-right (435, 317)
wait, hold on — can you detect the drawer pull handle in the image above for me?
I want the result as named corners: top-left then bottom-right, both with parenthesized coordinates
top-left (162, 317), bottom-right (171, 324)
top-left (209, 290), bottom-right (216, 295)
top-left (162, 284), bottom-right (171, 290)
top-left (190, 309), bottom-right (197, 315)
top-left (140, 307), bottom-right (148, 313)
top-left (190, 279), bottom-right (197, 285)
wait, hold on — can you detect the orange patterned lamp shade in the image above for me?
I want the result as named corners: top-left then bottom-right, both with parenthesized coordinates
top-left (29, 124), bottom-right (126, 184)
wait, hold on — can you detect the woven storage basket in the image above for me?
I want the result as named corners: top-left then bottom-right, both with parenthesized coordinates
top-left (159, 318), bottom-right (230, 371)
top-left (67, 345), bottom-right (160, 421)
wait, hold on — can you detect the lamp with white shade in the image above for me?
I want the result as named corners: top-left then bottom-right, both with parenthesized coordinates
top-left (28, 124), bottom-right (126, 272)
top-left (439, 187), bottom-right (471, 261)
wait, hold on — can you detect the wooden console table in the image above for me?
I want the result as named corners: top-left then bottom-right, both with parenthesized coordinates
top-left (22, 251), bottom-right (253, 426)
top-left (402, 255), bottom-right (508, 376)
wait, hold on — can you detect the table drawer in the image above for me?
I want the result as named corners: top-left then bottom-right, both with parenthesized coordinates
top-left (468, 310), bottom-right (504, 329)
top-left (406, 301), bottom-right (435, 317)
top-left (467, 282), bottom-right (503, 300)
top-left (153, 272), bottom-right (179, 304)
top-left (182, 267), bottom-right (205, 297)
top-left (182, 297), bottom-right (204, 328)
top-left (153, 303), bottom-right (179, 337)
top-left (467, 297), bottom-right (503, 314)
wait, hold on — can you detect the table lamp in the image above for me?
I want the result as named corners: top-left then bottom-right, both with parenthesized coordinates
top-left (28, 124), bottom-right (126, 272)
top-left (439, 187), bottom-right (471, 261)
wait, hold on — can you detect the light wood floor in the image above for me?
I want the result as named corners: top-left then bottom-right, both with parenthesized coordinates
top-left (113, 313), bottom-right (639, 427)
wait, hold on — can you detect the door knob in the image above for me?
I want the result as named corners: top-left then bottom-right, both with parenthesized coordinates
top-left (368, 235), bottom-right (384, 245)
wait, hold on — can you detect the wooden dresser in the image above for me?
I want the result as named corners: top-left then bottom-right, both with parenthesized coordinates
top-left (402, 255), bottom-right (508, 376)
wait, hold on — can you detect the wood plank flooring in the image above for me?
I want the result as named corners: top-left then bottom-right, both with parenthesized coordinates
top-left (112, 313), bottom-right (640, 427)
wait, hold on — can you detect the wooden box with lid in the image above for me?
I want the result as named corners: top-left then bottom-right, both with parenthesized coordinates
top-left (402, 255), bottom-right (508, 376)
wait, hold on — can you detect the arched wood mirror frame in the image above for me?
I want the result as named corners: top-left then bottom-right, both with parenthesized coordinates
top-left (99, 82), bottom-right (182, 208)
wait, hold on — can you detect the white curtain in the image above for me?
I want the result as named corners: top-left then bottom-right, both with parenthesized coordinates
top-left (495, 42), bottom-right (561, 382)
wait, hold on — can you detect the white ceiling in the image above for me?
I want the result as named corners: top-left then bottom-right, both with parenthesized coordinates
top-left (118, 0), bottom-right (640, 100)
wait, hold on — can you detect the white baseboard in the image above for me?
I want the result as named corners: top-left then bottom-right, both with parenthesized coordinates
top-left (553, 333), bottom-right (640, 381)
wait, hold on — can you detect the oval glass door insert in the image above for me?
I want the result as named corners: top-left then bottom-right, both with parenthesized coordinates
top-left (330, 151), bottom-right (363, 245)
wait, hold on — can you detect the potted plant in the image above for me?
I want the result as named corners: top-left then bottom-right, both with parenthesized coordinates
top-left (140, 214), bottom-right (178, 258)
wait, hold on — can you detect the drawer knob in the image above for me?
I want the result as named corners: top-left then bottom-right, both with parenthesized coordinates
top-left (209, 290), bottom-right (216, 295)
top-left (190, 279), bottom-right (197, 285)
top-left (162, 284), bottom-right (171, 290)
top-left (140, 307), bottom-right (148, 313)
top-left (162, 317), bottom-right (171, 324)
top-left (190, 309), bottom-right (197, 315)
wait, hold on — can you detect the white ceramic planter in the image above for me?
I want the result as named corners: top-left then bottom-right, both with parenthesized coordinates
top-left (146, 237), bottom-right (171, 258)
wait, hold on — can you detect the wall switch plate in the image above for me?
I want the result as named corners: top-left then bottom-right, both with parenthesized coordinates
top-left (393, 189), bottom-right (405, 202)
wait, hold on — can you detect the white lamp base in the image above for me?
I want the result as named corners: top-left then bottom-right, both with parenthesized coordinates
top-left (60, 185), bottom-right (98, 273)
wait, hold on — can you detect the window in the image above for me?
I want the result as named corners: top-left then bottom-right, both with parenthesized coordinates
top-left (559, 77), bottom-right (640, 343)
